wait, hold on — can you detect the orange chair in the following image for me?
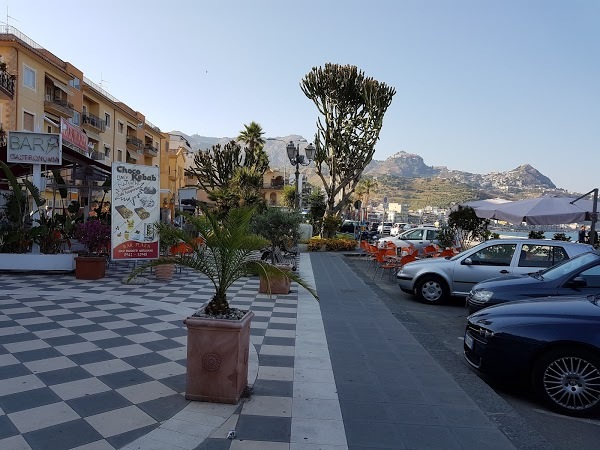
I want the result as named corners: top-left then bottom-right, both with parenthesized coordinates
top-left (435, 248), bottom-right (456, 258)
top-left (373, 251), bottom-right (400, 279)
top-left (422, 244), bottom-right (440, 258)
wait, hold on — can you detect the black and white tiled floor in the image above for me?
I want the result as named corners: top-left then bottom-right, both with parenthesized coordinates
top-left (0, 256), bottom-right (346, 449)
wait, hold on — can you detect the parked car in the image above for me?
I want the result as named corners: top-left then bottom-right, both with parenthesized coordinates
top-left (467, 251), bottom-right (600, 313)
top-left (397, 239), bottom-right (594, 304)
top-left (390, 223), bottom-right (408, 236)
top-left (340, 220), bottom-right (358, 233)
top-left (378, 226), bottom-right (440, 253)
top-left (377, 222), bottom-right (393, 235)
top-left (464, 295), bottom-right (600, 416)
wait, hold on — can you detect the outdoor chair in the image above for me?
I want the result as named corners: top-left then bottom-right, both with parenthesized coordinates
top-left (373, 251), bottom-right (401, 280)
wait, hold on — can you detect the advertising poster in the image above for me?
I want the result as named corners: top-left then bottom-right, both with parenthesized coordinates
top-left (111, 163), bottom-right (160, 260)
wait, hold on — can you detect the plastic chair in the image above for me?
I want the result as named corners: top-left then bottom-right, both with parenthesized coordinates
top-left (373, 251), bottom-right (400, 280)
top-left (422, 244), bottom-right (440, 258)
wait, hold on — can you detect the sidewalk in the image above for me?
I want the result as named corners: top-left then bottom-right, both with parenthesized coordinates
top-left (0, 253), bottom-right (515, 449)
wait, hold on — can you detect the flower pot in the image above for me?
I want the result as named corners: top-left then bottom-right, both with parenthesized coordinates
top-left (259, 264), bottom-right (292, 295)
top-left (75, 256), bottom-right (106, 280)
top-left (155, 263), bottom-right (175, 281)
top-left (183, 310), bottom-right (254, 404)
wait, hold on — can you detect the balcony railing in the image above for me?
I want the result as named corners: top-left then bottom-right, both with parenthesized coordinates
top-left (44, 95), bottom-right (74, 118)
top-left (82, 113), bottom-right (106, 132)
top-left (263, 182), bottom-right (285, 189)
top-left (143, 144), bottom-right (158, 157)
top-left (126, 135), bottom-right (144, 153)
top-left (0, 67), bottom-right (15, 99)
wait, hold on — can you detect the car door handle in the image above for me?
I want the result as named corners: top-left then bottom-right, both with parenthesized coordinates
top-left (500, 270), bottom-right (510, 274)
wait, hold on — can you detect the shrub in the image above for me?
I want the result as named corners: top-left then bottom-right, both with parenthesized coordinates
top-left (74, 219), bottom-right (111, 255)
top-left (552, 232), bottom-right (571, 241)
top-left (528, 230), bottom-right (545, 239)
top-left (307, 237), bottom-right (357, 251)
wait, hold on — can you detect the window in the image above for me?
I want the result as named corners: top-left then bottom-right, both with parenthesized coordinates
top-left (70, 111), bottom-right (81, 126)
top-left (82, 105), bottom-right (87, 115)
top-left (518, 244), bottom-right (569, 268)
top-left (105, 113), bottom-right (111, 128)
top-left (47, 125), bottom-right (52, 133)
top-left (69, 77), bottom-right (81, 90)
top-left (118, 121), bottom-right (124, 134)
top-left (23, 111), bottom-right (35, 131)
top-left (470, 244), bottom-right (516, 266)
top-left (23, 65), bottom-right (36, 89)
top-left (117, 149), bottom-right (123, 161)
top-left (579, 264), bottom-right (600, 288)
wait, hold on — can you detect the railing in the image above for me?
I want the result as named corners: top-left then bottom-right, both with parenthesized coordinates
top-left (82, 113), bottom-right (106, 132)
top-left (90, 151), bottom-right (106, 161)
top-left (126, 135), bottom-right (144, 150)
top-left (144, 144), bottom-right (158, 157)
top-left (264, 182), bottom-right (285, 189)
top-left (0, 68), bottom-right (15, 98)
top-left (44, 95), bottom-right (74, 116)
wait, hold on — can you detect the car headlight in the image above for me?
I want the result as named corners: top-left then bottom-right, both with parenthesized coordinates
top-left (470, 290), bottom-right (493, 302)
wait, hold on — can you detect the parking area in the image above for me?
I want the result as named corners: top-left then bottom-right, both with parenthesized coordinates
top-left (346, 255), bottom-right (600, 450)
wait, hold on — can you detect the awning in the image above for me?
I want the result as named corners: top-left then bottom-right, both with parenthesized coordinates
top-left (44, 115), bottom-right (60, 128)
top-left (46, 74), bottom-right (72, 96)
top-left (83, 129), bottom-right (101, 142)
top-left (126, 150), bottom-right (140, 160)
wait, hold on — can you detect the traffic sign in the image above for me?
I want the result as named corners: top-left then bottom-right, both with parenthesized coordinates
top-left (383, 196), bottom-right (389, 210)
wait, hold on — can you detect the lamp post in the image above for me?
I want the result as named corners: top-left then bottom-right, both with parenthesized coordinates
top-left (285, 141), bottom-right (316, 210)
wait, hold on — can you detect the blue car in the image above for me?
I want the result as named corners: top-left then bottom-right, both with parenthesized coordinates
top-left (467, 251), bottom-right (600, 313)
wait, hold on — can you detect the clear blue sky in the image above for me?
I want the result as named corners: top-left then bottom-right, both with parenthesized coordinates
top-left (8, 0), bottom-right (599, 193)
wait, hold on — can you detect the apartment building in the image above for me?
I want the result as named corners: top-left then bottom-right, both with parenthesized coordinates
top-left (0, 25), bottom-right (166, 210)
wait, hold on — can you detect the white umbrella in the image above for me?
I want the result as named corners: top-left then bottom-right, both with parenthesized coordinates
top-left (473, 196), bottom-right (597, 225)
top-left (452, 198), bottom-right (512, 212)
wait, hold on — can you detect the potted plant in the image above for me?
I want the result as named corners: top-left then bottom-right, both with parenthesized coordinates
top-left (154, 222), bottom-right (180, 281)
top-left (129, 206), bottom-right (316, 404)
top-left (250, 207), bottom-right (302, 294)
top-left (73, 219), bottom-right (111, 279)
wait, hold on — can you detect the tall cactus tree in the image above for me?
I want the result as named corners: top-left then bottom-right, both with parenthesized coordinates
top-left (301, 64), bottom-right (395, 237)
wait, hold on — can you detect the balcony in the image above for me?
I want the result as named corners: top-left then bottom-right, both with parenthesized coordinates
top-left (126, 135), bottom-right (144, 154)
top-left (82, 113), bottom-right (106, 133)
top-left (0, 67), bottom-right (15, 100)
top-left (44, 95), bottom-right (74, 118)
top-left (264, 181), bottom-right (285, 190)
top-left (143, 144), bottom-right (158, 157)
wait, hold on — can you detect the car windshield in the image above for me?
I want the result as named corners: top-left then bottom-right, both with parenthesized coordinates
top-left (536, 252), bottom-right (600, 281)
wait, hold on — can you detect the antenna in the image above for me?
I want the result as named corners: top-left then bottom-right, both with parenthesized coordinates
top-left (1, 7), bottom-right (19, 28)
top-left (99, 72), bottom-right (109, 89)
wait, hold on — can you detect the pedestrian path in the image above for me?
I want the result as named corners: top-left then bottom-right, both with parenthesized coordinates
top-left (0, 253), bottom-right (516, 449)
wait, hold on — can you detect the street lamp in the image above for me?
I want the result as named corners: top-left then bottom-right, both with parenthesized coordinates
top-left (285, 141), bottom-right (315, 209)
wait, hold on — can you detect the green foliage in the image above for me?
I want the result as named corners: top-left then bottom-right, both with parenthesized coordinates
top-left (301, 63), bottom-right (395, 219)
top-left (307, 189), bottom-right (326, 234)
top-left (30, 214), bottom-right (68, 254)
top-left (74, 219), bottom-right (111, 255)
top-left (322, 214), bottom-right (343, 238)
top-left (282, 186), bottom-right (296, 208)
top-left (447, 207), bottom-right (489, 250)
top-left (552, 232), bottom-right (571, 241)
top-left (436, 224), bottom-right (457, 249)
top-left (250, 208), bottom-right (302, 264)
top-left (528, 230), bottom-right (545, 239)
top-left (130, 207), bottom-right (317, 316)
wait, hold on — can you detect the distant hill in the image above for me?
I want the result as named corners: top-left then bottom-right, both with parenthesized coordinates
top-left (172, 133), bottom-right (572, 208)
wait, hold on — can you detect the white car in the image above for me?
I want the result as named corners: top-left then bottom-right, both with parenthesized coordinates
top-left (390, 223), bottom-right (408, 236)
top-left (397, 239), bottom-right (594, 304)
top-left (378, 226), bottom-right (440, 253)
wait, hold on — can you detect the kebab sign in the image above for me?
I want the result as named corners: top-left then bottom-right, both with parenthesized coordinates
top-left (111, 163), bottom-right (160, 260)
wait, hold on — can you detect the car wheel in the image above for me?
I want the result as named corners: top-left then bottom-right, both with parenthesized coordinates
top-left (415, 275), bottom-right (449, 304)
top-left (532, 347), bottom-right (600, 416)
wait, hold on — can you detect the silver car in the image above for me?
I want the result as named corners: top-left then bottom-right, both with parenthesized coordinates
top-left (397, 239), bottom-right (594, 304)
top-left (378, 226), bottom-right (439, 254)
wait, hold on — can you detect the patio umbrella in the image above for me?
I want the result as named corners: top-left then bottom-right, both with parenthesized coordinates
top-left (451, 198), bottom-right (512, 212)
top-left (473, 196), bottom-right (597, 225)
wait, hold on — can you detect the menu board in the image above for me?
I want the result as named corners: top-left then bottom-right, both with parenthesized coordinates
top-left (111, 163), bottom-right (160, 260)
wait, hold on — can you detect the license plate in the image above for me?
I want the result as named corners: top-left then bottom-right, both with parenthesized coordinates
top-left (464, 333), bottom-right (474, 350)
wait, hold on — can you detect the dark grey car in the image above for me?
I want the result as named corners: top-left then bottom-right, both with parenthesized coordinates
top-left (467, 251), bottom-right (600, 313)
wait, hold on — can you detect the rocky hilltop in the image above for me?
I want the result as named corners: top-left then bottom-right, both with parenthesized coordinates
top-left (172, 133), bottom-right (570, 206)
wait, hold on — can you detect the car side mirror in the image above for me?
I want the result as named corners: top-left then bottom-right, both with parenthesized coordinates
top-left (463, 257), bottom-right (473, 265)
top-left (569, 276), bottom-right (587, 288)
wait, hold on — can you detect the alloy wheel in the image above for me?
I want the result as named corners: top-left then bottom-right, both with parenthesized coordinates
top-left (543, 356), bottom-right (600, 411)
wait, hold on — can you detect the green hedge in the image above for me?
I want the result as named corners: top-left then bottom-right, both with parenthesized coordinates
top-left (307, 237), bottom-right (357, 252)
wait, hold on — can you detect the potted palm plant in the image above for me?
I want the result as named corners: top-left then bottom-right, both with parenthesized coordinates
top-left (129, 206), bottom-right (316, 404)
top-left (74, 219), bottom-right (111, 279)
top-left (251, 207), bottom-right (302, 294)
top-left (154, 222), bottom-right (179, 281)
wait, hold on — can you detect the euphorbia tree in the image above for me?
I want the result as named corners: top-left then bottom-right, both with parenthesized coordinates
top-left (301, 63), bottom-right (395, 237)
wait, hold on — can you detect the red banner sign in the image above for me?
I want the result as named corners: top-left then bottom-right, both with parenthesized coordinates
top-left (60, 118), bottom-right (88, 152)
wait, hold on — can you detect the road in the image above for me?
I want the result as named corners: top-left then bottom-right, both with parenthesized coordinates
top-left (346, 255), bottom-right (600, 450)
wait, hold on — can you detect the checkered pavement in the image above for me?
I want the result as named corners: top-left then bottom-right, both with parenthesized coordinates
top-left (0, 260), bottom-right (304, 449)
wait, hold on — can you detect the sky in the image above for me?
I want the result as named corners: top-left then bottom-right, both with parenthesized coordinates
top-left (6, 0), bottom-right (599, 193)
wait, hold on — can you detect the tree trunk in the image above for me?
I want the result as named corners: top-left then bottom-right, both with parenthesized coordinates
top-left (204, 293), bottom-right (230, 316)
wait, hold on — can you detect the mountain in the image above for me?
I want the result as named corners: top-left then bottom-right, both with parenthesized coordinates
top-left (172, 133), bottom-right (570, 207)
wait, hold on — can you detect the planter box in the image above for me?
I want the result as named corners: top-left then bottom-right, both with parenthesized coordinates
top-left (75, 256), bottom-right (107, 280)
top-left (0, 253), bottom-right (76, 272)
top-left (184, 311), bottom-right (254, 404)
top-left (259, 264), bottom-right (292, 295)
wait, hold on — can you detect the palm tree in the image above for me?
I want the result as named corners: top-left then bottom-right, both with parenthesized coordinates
top-left (237, 121), bottom-right (265, 153)
top-left (129, 206), bottom-right (316, 316)
top-left (356, 177), bottom-right (378, 220)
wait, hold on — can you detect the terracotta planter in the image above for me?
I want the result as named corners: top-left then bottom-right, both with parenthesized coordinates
top-left (184, 311), bottom-right (254, 404)
top-left (155, 263), bottom-right (175, 281)
top-left (259, 264), bottom-right (292, 294)
top-left (75, 256), bottom-right (106, 280)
